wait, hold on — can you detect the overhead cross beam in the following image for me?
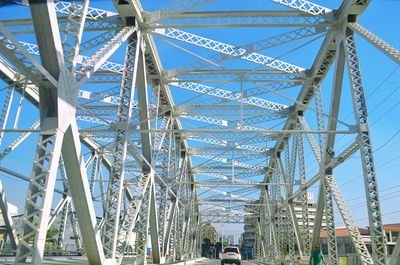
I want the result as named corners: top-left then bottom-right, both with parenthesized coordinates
top-left (149, 10), bottom-right (331, 28)
top-left (153, 28), bottom-right (306, 75)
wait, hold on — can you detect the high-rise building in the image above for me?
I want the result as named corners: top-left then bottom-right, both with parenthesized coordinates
top-left (241, 192), bottom-right (325, 257)
top-left (201, 222), bottom-right (217, 245)
top-left (222, 234), bottom-right (235, 245)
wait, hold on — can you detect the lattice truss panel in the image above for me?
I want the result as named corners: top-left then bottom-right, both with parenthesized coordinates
top-left (0, 0), bottom-right (398, 265)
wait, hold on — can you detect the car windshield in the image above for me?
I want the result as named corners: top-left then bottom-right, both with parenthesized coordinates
top-left (224, 247), bottom-right (238, 253)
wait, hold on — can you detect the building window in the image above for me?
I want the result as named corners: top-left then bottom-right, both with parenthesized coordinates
top-left (345, 243), bottom-right (355, 254)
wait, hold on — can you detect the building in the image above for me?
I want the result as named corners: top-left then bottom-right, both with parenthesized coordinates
top-left (222, 234), bottom-right (235, 245)
top-left (201, 223), bottom-right (217, 258)
top-left (0, 202), bottom-right (18, 251)
top-left (201, 222), bottom-right (217, 245)
top-left (241, 192), bottom-right (325, 258)
top-left (384, 223), bottom-right (400, 256)
top-left (241, 201), bottom-right (257, 259)
top-left (320, 227), bottom-right (371, 258)
top-left (320, 224), bottom-right (400, 264)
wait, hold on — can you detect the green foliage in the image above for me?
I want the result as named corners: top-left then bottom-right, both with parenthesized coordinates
top-left (26, 224), bottom-right (60, 252)
top-left (46, 227), bottom-right (59, 252)
top-left (46, 227), bottom-right (59, 241)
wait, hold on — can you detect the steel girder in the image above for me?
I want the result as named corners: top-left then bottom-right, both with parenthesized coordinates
top-left (11, 3), bottom-right (104, 265)
top-left (0, 1), bottom-right (195, 263)
top-left (0, 0), bottom-right (397, 264)
top-left (256, 1), bottom-right (390, 262)
top-left (344, 28), bottom-right (387, 265)
top-left (0, 179), bottom-right (19, 249)
top-left (149, 10), bottom-right (331, 28)
top-left (101, 28), bottom-right (138, 260)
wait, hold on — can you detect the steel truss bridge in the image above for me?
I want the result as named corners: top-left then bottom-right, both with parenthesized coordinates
top-left (0, 0), bottom-right (398, 264)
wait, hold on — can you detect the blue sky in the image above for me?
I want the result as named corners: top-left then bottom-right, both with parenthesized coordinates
top-left (0, 0), bottom-right (399, 240)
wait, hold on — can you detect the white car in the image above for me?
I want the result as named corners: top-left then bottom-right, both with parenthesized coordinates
top-left (221, 246), bottom-right (241, 265)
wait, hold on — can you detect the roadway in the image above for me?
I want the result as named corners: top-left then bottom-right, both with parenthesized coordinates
top-left (196, 258), bottom-right (259, 265)
top-left (0, 256), bottom-right (135, 264)
top-left (0, 257), bottom-right (258, 265)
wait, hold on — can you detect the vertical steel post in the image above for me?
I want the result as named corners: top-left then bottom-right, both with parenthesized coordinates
top-left (345, 28), bottom-right (387, 265)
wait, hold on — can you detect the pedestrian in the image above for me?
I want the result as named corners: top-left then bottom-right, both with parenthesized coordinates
top-left (310, 246), bottom-right (326, 265)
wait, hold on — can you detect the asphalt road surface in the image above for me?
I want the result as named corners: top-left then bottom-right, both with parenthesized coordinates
top-left (196, 258), bottom-right (258, 265)
top-left (0, 256), bottom-right (258, 265)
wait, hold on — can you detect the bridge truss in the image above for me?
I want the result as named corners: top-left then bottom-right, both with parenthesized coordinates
top-left (0, 0), bottom-right (398, 265)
